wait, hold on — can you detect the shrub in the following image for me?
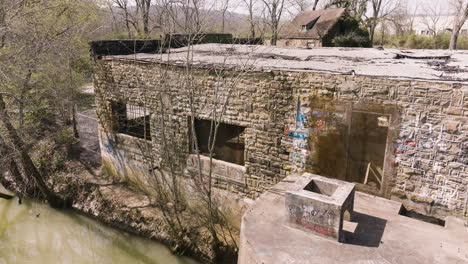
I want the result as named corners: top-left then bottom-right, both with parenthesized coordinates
top-left (377, 32), bottom-right (468, 50)
top-left (329, 16), bottom-right (372, 48)
top-left (332, 31), bottom-right (371, 47)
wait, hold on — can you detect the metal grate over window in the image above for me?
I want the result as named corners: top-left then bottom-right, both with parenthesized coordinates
top-left (111, 101), bottom-right (152, 141)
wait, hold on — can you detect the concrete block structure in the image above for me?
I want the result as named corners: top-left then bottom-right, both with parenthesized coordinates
top-left (93, 43), bottom-right (468, 221)
top-left (239, 174), bottom-right (468, 264)
top-left (285, 173), bottom-right (355, 242)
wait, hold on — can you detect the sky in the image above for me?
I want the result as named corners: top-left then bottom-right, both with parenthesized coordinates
top-left (229, 0), bottom-right (453, 16)
top-left (406, 0), bottom-right (451, 14)
top-left (119, 0), bottom-right (455, 16)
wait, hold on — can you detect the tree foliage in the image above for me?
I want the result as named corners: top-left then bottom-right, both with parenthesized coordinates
top-left (0, 0), bottom-right (103, 205)
top-left (331, 15), bottom-right (371, 47)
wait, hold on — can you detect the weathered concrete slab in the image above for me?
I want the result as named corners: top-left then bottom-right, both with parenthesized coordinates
top-left (239, 174), bottom-right (468, 264)
top-left (108, 44), bottom-right (468, 82)
top-left (285, 174), bottom-right (355, 241)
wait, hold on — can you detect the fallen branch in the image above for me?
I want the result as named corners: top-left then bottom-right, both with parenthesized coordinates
top-left (0, 192), bottom-right (14, 200)
top-left (395, 53), bottom-right (451, 60)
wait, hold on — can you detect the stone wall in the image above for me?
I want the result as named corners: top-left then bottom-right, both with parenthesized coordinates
top-left (94, 58), bottom-right (468, 219)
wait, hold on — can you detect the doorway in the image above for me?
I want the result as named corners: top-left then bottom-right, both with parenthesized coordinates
top-left (308, 102), bottom-right (393, 194)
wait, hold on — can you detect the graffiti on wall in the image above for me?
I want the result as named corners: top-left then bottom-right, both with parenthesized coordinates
top-left (285, 98), bottom-right (311, 168)
top-left (285, 98), bottom-right (347, 170)
top-left (394, 140), bottom-right (417, 154)
top-left (287, 202), bottom-right (336, 236)
top-left (103, 137), bottom-right (147, 172)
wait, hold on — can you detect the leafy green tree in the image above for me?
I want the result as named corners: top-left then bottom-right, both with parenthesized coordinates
top-left (0, 0), bottom-right (103, 206)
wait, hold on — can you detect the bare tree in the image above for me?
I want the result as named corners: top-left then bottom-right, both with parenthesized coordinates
top-left (0, 93), bottom-right (68, 207)
top-left (291, 0), bottom-right (320, 11)
top-left (449, 0), bottom-right (468, 50)
top-left (368, 0), bottom-right (401, 45)
top-left (241, 0), bottom-right (258, 38)
top-left (261, 0), bottom-right (286, 45)
top-left (291, 0), bottom-right (311, 11)
top-left (312, 0), bottom-right (320, 10)
top-left (421, 1), bottom-right (445, 37)
top-left (383, 7), bottom-right (412, 35)
top-left (95, 0), bottom-right (260, 259)
top-left (136, 0), bottom-right (153, 36)
top-left (325, 0), bottom-right (368, 23)
top-left (110, 0), bottom-right (141, 37)
top-left (218, 0), bottom-right (231, 33)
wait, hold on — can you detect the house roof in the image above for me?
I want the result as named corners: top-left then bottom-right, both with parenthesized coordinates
top-left (281, 8), bottom-right (346, 39)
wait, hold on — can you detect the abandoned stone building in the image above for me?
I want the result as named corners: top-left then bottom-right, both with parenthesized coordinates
top-left (93, 43), bottom-right (468, 223)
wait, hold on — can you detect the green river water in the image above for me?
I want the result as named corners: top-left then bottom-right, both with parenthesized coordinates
top-left (0, 188), bottom-right (197, 264)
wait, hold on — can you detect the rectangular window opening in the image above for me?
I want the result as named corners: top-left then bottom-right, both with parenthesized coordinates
top-left (111, 101), bottom-right (152, 141)
top-left (191, 119), bottom-right (245, 166)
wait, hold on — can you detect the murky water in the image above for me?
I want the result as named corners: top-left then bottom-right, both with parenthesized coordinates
top-left (0, 191), bottom-right (197, 264)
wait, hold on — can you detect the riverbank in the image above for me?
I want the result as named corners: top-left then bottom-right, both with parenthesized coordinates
top-left (1, 159), bottom-right (237, 263)
top-left (0, 190), bottom-right (197, 264)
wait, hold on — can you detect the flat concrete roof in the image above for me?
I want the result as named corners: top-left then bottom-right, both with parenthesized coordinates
top-left (239, 174), bottom-right (468, 264)
top-left (107, 44), bottom-right (468, 83)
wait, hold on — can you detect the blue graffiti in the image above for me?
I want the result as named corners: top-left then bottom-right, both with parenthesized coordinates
top-left (105, 139), bottom-right (115, 153)
top-left (288, 131), bottom-right (307, 139)
top-left (297, 113), bottom-right (306, 124)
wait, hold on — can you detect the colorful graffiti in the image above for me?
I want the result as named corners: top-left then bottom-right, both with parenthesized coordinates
top-left (295, 220), bottom-right (333, 236)
top-left (286, 98), bottom-right (311, 168)
top-left (395, 140), bottom-right (417, 154)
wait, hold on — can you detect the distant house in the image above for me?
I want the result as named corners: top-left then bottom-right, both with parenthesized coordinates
top-left (278, 8), bottom-right (346, 48)
top-left (411, 15), bottom-right (468, 36)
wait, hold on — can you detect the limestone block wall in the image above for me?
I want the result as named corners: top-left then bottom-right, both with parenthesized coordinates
top-left (94, 58), bottom-right (468, 219)
top-left (277, 71), bottom-right (468, 218)
top-left (94, 59), bottom-right (293, 199)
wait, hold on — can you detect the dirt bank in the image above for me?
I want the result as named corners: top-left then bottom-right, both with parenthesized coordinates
top-left (1, 160), bottom-right (232, 263)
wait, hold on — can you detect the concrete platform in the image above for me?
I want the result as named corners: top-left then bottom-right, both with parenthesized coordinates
top-left (239, 174), bottom-right (468, 264)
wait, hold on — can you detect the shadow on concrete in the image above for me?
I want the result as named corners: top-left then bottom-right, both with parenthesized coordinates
top-left (343, 212), bottom-right (387, 247)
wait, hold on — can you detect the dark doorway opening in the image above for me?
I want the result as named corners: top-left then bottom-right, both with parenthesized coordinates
top-left (346, 111), bottom-right (388, 189)
top-left (309, 103), bottom-right (391, 192)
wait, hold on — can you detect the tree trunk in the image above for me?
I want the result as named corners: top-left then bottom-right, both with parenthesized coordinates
top-left (0, 134), bottom-right (30, 194)
top-left (248, 1), bottom-right (256, 38)
top-left (449, 4), bottom-right (468, 50)
top-left (313, 0), bottom-right (320, 10)
top-left (449, 30), bottom-right (459, 50)
top-left (0, 94), bottom-right (69, 208)
top-left (222, 11), bottom-right (226, 33)
top-left (369, 21), bottom-right (377, 46)
top-left (271, 30), bottom-right (278, 45)
top-left (72, 104), bottom-right (79, 138)
top-left (142, 0), bottom-right (151, 36)
top-left (250, 20), bottom-right (256, 38)
top-left (124, 12), bottom-right (132, 38)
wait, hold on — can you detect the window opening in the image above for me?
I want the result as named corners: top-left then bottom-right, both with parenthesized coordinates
top-left (301, 17), bottom-right (319, 32)
top-left (192, 119), bottom-right (245, 165)
top-left (111, 101), bottom-right (151, 141)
